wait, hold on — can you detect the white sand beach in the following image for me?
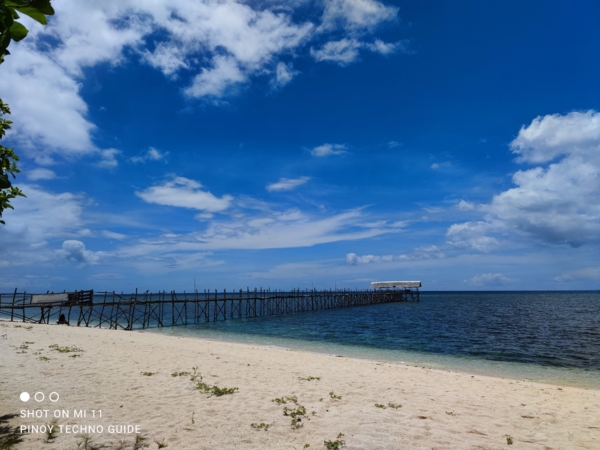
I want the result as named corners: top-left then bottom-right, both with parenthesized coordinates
top-left (1, 321), bottom-right (599, 449)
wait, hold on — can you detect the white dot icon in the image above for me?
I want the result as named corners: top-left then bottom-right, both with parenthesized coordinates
top-left (20, 392), bottom-right (30, 402)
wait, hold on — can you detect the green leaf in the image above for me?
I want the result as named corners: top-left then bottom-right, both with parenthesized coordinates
top-left (30, 0), bottom-right (55, 16)
top-left (0, 174), bottom-right (11, 189)
top-left (16, 6), bottom-right (47, 24)
top-left (4, 1), bottom-right (30, 8)
top-left (9, 21), bottom-right (28, 41)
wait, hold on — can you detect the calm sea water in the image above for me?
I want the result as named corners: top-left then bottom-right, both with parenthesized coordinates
top-left (148, 291), bottom-right (600, 388)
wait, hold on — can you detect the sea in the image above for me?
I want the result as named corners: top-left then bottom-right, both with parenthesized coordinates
top-left (147, 291), bottom-right (600, 389)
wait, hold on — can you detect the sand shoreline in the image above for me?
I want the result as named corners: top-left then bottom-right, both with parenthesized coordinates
top-left (1, 322), bottom-right (599, 449)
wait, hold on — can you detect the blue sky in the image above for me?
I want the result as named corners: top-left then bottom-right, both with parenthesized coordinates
top-left (1, 0), bottom-right (599, 292)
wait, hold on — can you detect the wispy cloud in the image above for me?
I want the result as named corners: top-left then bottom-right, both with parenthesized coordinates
top-left (464, 273), bottom-right (517, 286)
top-left (310, 143), bottom-right (347, 157)
top-left (26, 168), bottom-right (57, 181)
top-left (130, 147), bottom-right (168, 164)
top-left (266, 176), bottom-right (310, 192)
top-left (346, 245), bottom-right (446, 265)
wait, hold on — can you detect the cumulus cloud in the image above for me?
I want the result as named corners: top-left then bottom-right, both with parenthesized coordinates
top-left (346, 245), bottom-right (446, 265)
top-left (135, 177), bottom-right (233, 212)
top-left (57, 240), bottom-right (102, 266)
top-left (465, 273), bottom-right (517, 286)
top-left (1, 0), bottom-right (404, 161)
top-left (310, 143), bottom-right (347, 157)
top-left (266, 176), bottom-right (310, 192)
top-left (455, 200), bottom-right (475, 211)
top-left (448, 110), bottom-right (600, 249)
top-left (131, 147), bottom-right (168, 164)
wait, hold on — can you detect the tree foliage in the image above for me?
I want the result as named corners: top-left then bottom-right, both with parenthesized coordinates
top-left (0, 0), bottom-right (54, 224)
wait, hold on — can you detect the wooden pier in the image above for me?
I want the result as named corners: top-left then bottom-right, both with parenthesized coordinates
top-left (0, 286), bottom-right (419, 331)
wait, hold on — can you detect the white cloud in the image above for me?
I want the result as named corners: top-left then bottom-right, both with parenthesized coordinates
top-left (346, 245), bottom-right (446, 265)
top-left (273, 62), bottom-right (298, 87)
top-left (131, 147), bottom-right (168, 163)
top-left (448, 110), bottom-right (600, 249)
top-left (510, 110), bottom-right (600, 164)
top-left (266, 176), bottom-right (310, 192)
top-left (320, 0), bottom-right (398, 31)
top-left (135, 177), bottom-right (233, 212)
top-left (97, 148), bottom-right (120, 169)
top-left (455, 200), bottom-right (475, 211)
top-left (101, 230), bottom-right (128, 240)
top-left (27, 168), bottom-right (57, 181)
top-left (387, 140), bottom-right (402, 148)
top-left (57, 240), bottom-right (102, 266)
top-left (310, 38), bottom-right (362, 65)
top-left (554, 266), bottom-right (600, 282)
top-left (310, 143), bottom-right (347, 157)
top-left (446, 221), bottom-right (500, 252)
top-left (366, 39), bottom-right (404, 55)
top-left (465, 273), bottom-right (517, 286)
top-left (2, 0), bottom-right (403, 161)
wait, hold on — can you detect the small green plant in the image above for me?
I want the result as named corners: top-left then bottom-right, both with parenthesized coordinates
top-left (304, 445), bottom-right (310, 449)
top-left (272, 396), bottom-right (297, 405)
top-left (387, 402), bottom-right (401, 409)
top-left (133, 434), bottom-right (149, 450)
top-left (319, 398), bottom-right (323, 402)
top-left (284, 404), bottom-right (307, 429)
top-left (375, 403), bottom-right (386, 409)
top-left (49, 344), bottom-right (84, 353)
top-left (38, 356), bottom-right (50, 361)
top-left (171, 371), bottom-right (190, 377)
top-left (298, 376), bottom-right (320, 381)
top-left (0, 431), bottom-right (22, 449)
top-left (141, 372), bottom-right (157, 376)
top-left (70, 354), bottom-right (82, 358)
top-left (192, 372), bottom-right (238, 397)
top-left (44, 419), bottom-right (58, 443)
top-left (154, 437), bottom-right (168, 448)
top-left (446, 411), bottom-right (454, 416)
top-left (324, 433), bottom-right (345, 450)
top-left (18, 344), bottom-right (28, 349)
top-left (329, 391), bottom-right (341, 400)
top-left (23, 341), bottom-right (34, 344)
top-left (250, 422), bottom-right (269, 431)
top-left (76, 434), bottom-right (104, 450)
top-left (506, 434), bottom-right (514, 445)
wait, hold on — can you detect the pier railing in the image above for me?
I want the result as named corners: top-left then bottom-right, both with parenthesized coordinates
top-left (0, 287), bottom-right (419, 331)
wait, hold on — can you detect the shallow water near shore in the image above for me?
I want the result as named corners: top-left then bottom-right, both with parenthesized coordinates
top-left (148, 291), bottom-right (600, 389)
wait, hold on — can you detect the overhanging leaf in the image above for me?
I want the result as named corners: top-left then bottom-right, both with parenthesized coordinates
top-left (0, 174), bottom-right (11, 189)
top-left (16, 6), bottom-right (47, 24)
top-left (8, 20), bottom-right (28, 41)
top-left (30, 0), bottom-right (55, 16)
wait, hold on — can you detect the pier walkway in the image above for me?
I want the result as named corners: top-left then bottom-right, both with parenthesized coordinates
top-left (0, 286), bottom-right (419, 331)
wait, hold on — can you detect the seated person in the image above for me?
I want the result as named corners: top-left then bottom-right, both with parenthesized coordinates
top-left (57, 314), bottom-right (69, 325)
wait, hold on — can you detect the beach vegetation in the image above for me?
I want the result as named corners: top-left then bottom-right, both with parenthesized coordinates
top-left (505, 434), bottom-right (514, 445)
top-left (304, 445), bottom-right (310, 449)
top-left (141, 372), bottom-right (157, 376)
top-left (38, 356), bottom-right (50, 361)
top-left (192, 372), bottom-right (238, 397)
top-left (44, 419), bottom-right (58, 443)
top-left (446, 411), bottom-right (454, 416)
top-left (272, 396), bottom-right (297, 405)
top-left (171, 371), bottom-right (190, 377)
top-left (298, 376), bottom-right (320, 381)
top-left (0, 414), bottom-right (22, 450)
top-left (132, 434), bottom-right (149, 449)
top-left (69, 354), bottom-right (81, 358)
top-left (75, 434), bottom-right (105, 450)
top-left (284, 405), bottom-right (307, 429)
top-left (375, 403), bottom-right (386, 409)
top-left (387, 402), bottom-right (401, 409)
top-left (250, 422), bottom-right (269, 431)
top-left (154, 437), bottom-right (168, 448)
top-left (324, 433), bottom-right (345, 450)
top-left (329, 391), bottom-right (341, 400)
top-left (49, 344), bottom-right (84, 353)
